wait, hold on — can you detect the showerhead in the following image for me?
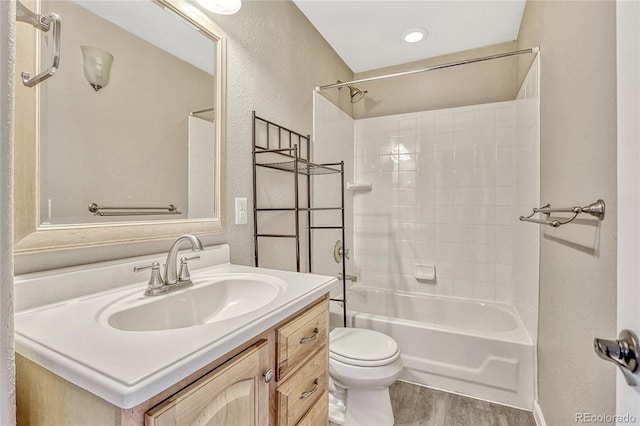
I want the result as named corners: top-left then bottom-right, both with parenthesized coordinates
top-left (336, 80), bottom-right (368, 103)
top-left (349, 85), bottom-right (367, 103)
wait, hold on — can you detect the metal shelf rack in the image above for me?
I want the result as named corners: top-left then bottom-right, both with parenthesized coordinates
top-left (252, 111), bottom-right (347, 327)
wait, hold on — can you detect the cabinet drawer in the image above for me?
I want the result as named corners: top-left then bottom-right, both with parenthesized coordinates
top-left (277, 347), bottom-right (328, 426)
top-left (277, 298), bottom-right (328, 380)
top-left (295, 391), bottom-right (328, 426)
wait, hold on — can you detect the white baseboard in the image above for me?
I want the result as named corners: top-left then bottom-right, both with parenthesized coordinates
top-left (533, 401), bottom-right (546, 426)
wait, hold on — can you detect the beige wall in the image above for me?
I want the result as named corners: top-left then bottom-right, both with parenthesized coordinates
top-left (517, 1), bottom-right (617, 423)
top-left (185, 0), bottom-right (354, 268)
top-left (353, 41), bottom-right (518, 119)
top-left (15, 0), bottom-right (353, 273)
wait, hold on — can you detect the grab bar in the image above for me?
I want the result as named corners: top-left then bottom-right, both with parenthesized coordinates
top-left (88, 203), bottom-right (182, 217)
top-left (519, 199), bottom-right (605, 228)
top-left (16, 0), bottom-right (61, 87)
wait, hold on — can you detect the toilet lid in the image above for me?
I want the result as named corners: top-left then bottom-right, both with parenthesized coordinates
top-left (329, 327), bottom-right (399, 366)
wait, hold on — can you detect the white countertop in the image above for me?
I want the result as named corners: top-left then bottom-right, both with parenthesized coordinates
top-left (14, 244), bottom-right (336, 409)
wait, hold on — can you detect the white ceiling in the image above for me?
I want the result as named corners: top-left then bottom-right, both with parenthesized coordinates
top-left (292, 1), bottom-right (527, 73)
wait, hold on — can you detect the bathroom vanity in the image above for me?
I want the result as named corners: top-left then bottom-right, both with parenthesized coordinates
top-left (14, 244), bottom-right (334, 425)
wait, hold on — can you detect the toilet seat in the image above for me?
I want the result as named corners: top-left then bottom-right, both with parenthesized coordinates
top-left (330, 327), bottom-right (400, 367)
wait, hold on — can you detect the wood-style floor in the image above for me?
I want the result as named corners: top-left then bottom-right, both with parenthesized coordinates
top-left (330, 381), bottom-right (536, 426)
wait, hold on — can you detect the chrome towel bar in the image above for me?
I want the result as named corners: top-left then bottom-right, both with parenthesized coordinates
top-left (519, 199), bottom-right (605, 228)
top-left (88, 203), bottom-right (181, 217)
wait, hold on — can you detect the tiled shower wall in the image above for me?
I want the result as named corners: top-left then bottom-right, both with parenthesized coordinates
top-left (513, 55), bottom-right (540, 340)
top-left (313, 58), bottom-right (539, 332)
top-left (353, 101), bottom-right (520, 303)
top-left (311, 93), bottom-right (355, 299)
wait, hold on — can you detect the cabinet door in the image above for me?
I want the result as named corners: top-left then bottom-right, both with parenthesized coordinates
top-left (146, 340), bottom-right (270, 426)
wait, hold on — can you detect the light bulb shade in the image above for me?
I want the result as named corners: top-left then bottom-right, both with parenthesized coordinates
top-left (81, 46), bottom-right (113, 91)
top-left (196, 0), bottom-right (241, 15)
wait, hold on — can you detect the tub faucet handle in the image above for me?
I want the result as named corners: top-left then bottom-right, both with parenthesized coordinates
top-left (333, 240), bottom-right (350, 262)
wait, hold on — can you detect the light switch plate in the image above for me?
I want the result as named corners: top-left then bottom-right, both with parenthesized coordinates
top-left (235, 198), bottom-right (248, 225)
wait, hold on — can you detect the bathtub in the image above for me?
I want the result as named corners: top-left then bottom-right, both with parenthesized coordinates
top-left (330, 287), bottom-right (534, 410)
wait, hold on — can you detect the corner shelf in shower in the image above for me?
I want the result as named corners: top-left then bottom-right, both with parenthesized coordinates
top-left (252, 111), bottom-right (348, 327)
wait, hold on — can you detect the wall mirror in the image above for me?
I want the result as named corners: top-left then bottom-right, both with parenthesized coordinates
top-left (15, 0), bottom-right (226, 254)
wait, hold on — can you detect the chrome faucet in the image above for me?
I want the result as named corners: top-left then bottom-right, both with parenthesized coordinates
top-left (164, 234), bottom-right (204, 285)
top-left (134, 234), bottom-right (204, 296)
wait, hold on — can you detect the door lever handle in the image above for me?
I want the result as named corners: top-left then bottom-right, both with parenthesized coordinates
top-left (594, 329), bottom-right (639, 386)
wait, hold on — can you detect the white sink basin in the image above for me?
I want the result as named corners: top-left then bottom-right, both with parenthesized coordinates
top-left (104, 274), bottom-right (286, 332)
top-left (15, 245), bottom-right (337, 408)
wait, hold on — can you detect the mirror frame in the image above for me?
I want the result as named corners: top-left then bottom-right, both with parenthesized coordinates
top-left (14, 0), bottom-right (226, 254)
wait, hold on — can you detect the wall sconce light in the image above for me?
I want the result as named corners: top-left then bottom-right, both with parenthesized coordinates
top-left (195, 0), bottom-right (241, 15)
top-left (80, 46), bottom-right (113, 91)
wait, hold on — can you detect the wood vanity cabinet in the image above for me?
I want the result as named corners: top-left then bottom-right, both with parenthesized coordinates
top-left (16, 296), bottom-right (329, 426)
top-left (145, 340), bottom-right (271, 426)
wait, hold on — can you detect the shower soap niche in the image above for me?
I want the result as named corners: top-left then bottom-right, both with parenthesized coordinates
top-left (415, 264), bottom-right (436, 281)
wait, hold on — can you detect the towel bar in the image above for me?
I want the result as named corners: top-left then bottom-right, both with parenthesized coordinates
top-left (519, 199), bottom-right (605, 228)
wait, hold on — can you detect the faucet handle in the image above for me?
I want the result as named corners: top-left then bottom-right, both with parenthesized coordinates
top-left (178, 255), bottom-right (200, 282)
top-left (134, 261), bottom-right (165, 294)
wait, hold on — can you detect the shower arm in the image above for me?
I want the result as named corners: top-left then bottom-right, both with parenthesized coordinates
top-left (315, 47), bottom-right (539, 92)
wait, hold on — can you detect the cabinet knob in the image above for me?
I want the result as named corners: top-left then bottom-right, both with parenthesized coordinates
top-left (263, 369), bottom-right (274, 383)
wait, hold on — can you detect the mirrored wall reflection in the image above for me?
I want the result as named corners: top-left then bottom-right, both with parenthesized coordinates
top-left (38, 0), bottom-right (217, 225)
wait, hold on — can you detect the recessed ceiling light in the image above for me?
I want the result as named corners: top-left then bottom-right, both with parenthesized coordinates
top-left (403, 28), bottom-right (428, 43)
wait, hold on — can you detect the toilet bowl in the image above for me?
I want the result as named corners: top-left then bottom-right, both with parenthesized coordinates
top-left (328, 327), bottom-right (403, 426)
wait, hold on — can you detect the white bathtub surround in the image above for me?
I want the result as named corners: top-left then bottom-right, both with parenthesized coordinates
top-left (14, 244), bottom-right (337, 408)
top-left (314, 62), bottom-right (540, 413)
top-left (333, 287), bottom-right (534, 410)
top-left (354, 101), bottom-right (519, 303)
top-left (352, 68), bottom-right (540, 336)
top-left (312, 92), bottom-right (355, 301)
top-left (512, 55), bottom-right (540, 343)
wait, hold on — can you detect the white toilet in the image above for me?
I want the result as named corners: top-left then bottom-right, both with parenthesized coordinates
top-left (328, 327), bottom-right (403, 426)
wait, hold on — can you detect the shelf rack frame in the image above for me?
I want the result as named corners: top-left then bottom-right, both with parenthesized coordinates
top-left (252, 111), bottom-right (347, 327)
